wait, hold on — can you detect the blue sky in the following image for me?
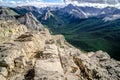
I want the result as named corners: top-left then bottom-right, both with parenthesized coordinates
top-left (43, 0), bottom-right (62, 3)
top-left (1, 0), bottom-right (62, 3)
top-left (0, 0), bottom-right (119, 8)
top-left (0, 0), bottom-right (64, 7)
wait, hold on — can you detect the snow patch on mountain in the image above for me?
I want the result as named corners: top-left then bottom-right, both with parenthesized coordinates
top-left (103, 14), bottom-right (120, 21)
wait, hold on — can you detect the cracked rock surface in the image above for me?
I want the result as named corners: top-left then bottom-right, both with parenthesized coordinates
top-left (0, 19), bottom-right (120, 80)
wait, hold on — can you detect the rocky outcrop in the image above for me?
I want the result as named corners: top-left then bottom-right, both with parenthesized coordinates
top-left (0, 7), bottom-right (18, 21)
top-left (0, 19), bottom-right (120, 80)
top-left (0, 21), bottom-right (28, 44)
top-left (34, 46), bottom-right (120, 80)
top-left (88, 51), bottom-right (120, 80)
top-left (18, 12), bottom-right (43, 30)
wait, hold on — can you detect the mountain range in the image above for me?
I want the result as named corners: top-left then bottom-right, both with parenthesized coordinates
top-left (0, 4), bottom-right (120, 80)
top-left (1, 4), bottom-right (120, 60)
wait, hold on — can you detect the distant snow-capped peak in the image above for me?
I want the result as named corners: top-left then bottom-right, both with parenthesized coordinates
top-left (103, 14), bottom-right (120, 21)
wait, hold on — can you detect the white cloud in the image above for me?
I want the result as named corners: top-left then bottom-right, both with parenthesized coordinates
top-left (0, 0), bottom-right (120, 8)
top-left (0, 0), bottom-right (3, 2)
top-left (63, 0), bottom-right (120, 5)
top-left (0, 0), bottom-right (64, 7)
top-left (9, 1), bottom-right (16, 4)
top-left (16, 0), bottom-right (63, 7)
top-left (62, 0), bottom-right (120, 9)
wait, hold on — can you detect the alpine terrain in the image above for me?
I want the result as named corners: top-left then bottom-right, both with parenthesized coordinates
top-left (0, 1), bottom-right (120, 80)
top-left (11, 3), bottom-right (120, 60)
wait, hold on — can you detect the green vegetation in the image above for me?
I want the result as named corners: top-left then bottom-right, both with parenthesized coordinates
top-left (42, 17), bottom-right (120, 60)
top-left (10, 7), bottom-right (120, 60)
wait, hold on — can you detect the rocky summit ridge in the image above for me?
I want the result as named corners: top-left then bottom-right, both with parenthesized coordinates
top-left (18, 12), bottom-right (43, 30)
top-left (0, 12), bottom-right (120, 80)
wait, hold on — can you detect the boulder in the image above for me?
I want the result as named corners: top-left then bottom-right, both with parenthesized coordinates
top-left (0, 67), bottom-right (8, 77)
top-left (34, 59), bottom-right (64, 80)
top-left (0, 75), bottom-right (6, 80)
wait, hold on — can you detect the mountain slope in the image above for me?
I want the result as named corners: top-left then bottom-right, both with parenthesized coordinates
top-left (0, 7), bottom-right (19, 20)
top-left (0, 14), bottom-right (120, 80)
top-left (11, 5), bottom-right (120, 60)
top-left (11, 6), bottom-right (42, 19)
top-left (18, 12), bottom-right (43, 30)
top-left (41, 16), bottom-right (120, 60)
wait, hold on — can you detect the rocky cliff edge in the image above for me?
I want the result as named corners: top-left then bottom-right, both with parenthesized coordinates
top-left (0, 19), bottom-right (120, 80)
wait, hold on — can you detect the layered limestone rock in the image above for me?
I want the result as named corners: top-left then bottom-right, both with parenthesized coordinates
top-left (34, 46), bottom-right (120, 80)
top-left (0, 7), bottom-right (18, 21)
top-left (0, 21), bottom-right (28, 44)
top-left (18, 12), bottom-right (43, 30)
top-left (0, 20), bottom-right (120, 80)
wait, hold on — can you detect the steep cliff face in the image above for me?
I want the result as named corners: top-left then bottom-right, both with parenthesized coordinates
top-left (0, 17), bottom-right (120, 80)
top-left (18, 12), bottom-right (43, 30)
